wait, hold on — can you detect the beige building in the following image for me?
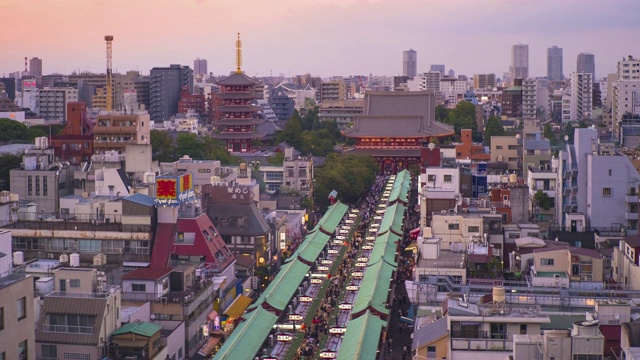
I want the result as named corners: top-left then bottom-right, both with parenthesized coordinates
top-left (491, 135), bottom-right (522, 172)
top-left (0, 271), bottom-right (35, 360)
top-left (93, 111), bottom-right (151, 154)
top-left (92, 87), bottom-right (108, 110)
top-left (318, 99), bottom-right (363, 130)
top-left (318, 79), bottom-right (346, 103)
top-left (613, 235), bottom-right (640, 289)
top-left (36, 269), bottom-right (121, 360)
top-left (412, 317), bottom-right (449, 360)
top-left (519, 243), bottom-right (604, 287)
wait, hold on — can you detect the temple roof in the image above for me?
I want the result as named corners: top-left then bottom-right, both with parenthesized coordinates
top-left (214, 118), bottom-right (264, 126)
top-left (344, 91), bottom-right (454, 138)
top-left (216, 92), bottom-right (255, 100)
top-left (216, 72), bottom-right (258, 86)
top-left (211, 131), bottom-right (266, 140)
top-left (345, 148), bottom-right (422, 157)
top-left (217, 105), bottom-right (260, 112)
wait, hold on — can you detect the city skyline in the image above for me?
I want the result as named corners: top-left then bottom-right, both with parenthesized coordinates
top-left (1, 0), bottom-right (639, 80)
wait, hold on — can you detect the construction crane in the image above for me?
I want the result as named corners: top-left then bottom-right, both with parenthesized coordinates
top-left (104, 35), bottom-right (114, 111)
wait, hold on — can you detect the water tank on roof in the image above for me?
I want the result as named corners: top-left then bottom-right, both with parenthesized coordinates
top-left (493, 286), bottom-right (506, 303)
top-left (13, 251), bottom-right (24, 265)
top-left (9, 193), bottom-right (19, 202)
top-left (59, 253), bottom-right (69, 263)
top-left (509, 173), bottom-right (517, 184)
top-left (70, 253), bottom-right (80, 267)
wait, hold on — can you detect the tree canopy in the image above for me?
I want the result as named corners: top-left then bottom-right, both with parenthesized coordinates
top-left (0, 153), bottom-right (21, 191)
top-left (150, 130), bottom-right (241, 165)
top-left (484, 116), bottom-right (505, 146)
top-left (0, 118), bottom-right (51, 143)
top-left (440, 101), bottom-right (482, 142)
top-left (313, 153), bottom-right (379, 209)
top-left (275, 107), bottom-right (344, 156)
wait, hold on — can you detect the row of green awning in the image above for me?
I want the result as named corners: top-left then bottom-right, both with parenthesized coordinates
top-left (214, 201), bottom-right (349, 360)
top-left (337, 310), bottom-right (387, 360)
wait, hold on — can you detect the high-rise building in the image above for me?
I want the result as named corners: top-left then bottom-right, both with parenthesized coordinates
top-left (473, 73), bottom-right (496, 89)
top-left (522, 79), bottom-right (537, 120)
top-left (29, 57), bottom-right (42, 77)
top-left (403, 49), bottom-right (417, 79)
top-left (547, 46), bottom-right (563, 81)
top-left (149, 64), bottom-right (193, 120)
top-left (510, 44), bottom-right (529, 81)
top-left (570, 72), bottom-right (593, 121)
top-left (194, 58), bottom-right (208, 76)
top-left (36, 87), bottom-right (78, 121)
top-left (617, 55), bottom-right (640, 81)
top-left (430, 64), bottom-right (445, 75)
top-left (577, 53), bottom-right (596, 82)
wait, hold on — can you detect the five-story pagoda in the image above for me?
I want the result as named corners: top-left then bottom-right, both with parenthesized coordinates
top-left (212, 33), bottom-right (264, 152)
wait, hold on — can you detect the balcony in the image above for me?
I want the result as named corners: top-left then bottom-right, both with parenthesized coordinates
top-left (42, 323), bottom-right (94, 334)
top-left (626, 194), bottom-right (639, 203)
top-left (626, 211), bottom-right (638, 220)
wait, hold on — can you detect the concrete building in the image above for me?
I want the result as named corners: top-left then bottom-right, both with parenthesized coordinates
top-left (473, 73), bottom-right (496, 90)
top-left (547, 46), bottom-right (563, 81)
top-left (430, 64), bottom-right (445, 75)
top-left (570, 72), bottom-right (593, 121)
top-left (317, 99), bottom-right (363, 130)
top-left (502, 80), bottom-right (523, 118)
top-left (420, 165), bottom-right (460, 227)
top-left (511, 44), bottom-right (529, 82)
top-left (613, 235), bottom-right (640, 289)
top-left (557, 128), bottom-right (640, 232)
top-left (150, 64), bottom-right (193, 121)
top-left (0, 230), bottom-right (35, 360)
top-left (522, 134), bottom-right (552, 179)
top-left (193, 58), bottom-right (208, 76)
top-left (446, 296), bottom-right (550, 360)
top-left (30, 57), bottom-right (43, 77)
top-left (317, 79), bottom-right (346, 103)
top-left (36, 271), bottom-right (121, 360)
top-left (37, 87), bottom-right (78, 121)
top-left (403, 49), bottom-right (417, 79)
top-left (93, 111), bottom-right (151, 154)
top-left (522, 78), bottom-right (537, 120)
top-left (577, 53), bottom-right (596, 82)
top-left (491, 135), bottom-right (522, 172)
top-left (9, 139), bottom-right (74, 213)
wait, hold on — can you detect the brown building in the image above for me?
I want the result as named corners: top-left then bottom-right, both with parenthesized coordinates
top-left (50, 102), bottom-right (94, 165)
top-left (455, 129), bottom-right (490, 161)
top-left (93, 111), bottom-right (151, 154)
top-left (344, 91), bottom-right (454, 173)
top-left (178, 86), bottom-right (206, 118)
top-left (502, 79), bottom-right (523, 118)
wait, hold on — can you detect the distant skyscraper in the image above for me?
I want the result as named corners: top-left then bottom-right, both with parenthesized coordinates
top-left (403, 49), bottom-right (417, 79)
top-left (547, 46), bottom-right (563, 81)
top-left (448, 69), bottom-right (455, 78)
top-left (149, 64), bottom-right (193, 121)
top-left (430, 64), bottom-right (445, 75)
top-left (577, 53), bottom-right (596, 82)
top-left (29, 57), bottom-right (42, 77)
top-left (510, 44), bottom-right (529, 81)
top-left (194, 58), bottom-right (208, 76)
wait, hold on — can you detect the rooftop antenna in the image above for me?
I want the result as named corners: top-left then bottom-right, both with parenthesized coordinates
top-left (235, 32), bottom-right (242, 74)
top-left (104, 35), bottom-right (114, 111)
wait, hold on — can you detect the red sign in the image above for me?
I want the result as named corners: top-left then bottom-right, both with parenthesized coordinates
top-left (156, 179), bottom-right (177, 199)
top-left (180, 173), bottom-right (192, 193)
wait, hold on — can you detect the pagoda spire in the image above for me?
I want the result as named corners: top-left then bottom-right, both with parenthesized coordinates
top-left (235, 32), bottom-right (242, 74)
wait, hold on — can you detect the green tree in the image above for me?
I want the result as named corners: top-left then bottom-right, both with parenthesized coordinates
top-left (301, 129), bottom-right (335, 156)
top-left (484, 116), bottom-right (505, 146)
top-left (202, 136), bottom-right (241, 165)
top-left (444, 101), bottom-right (479, 140)
top-left (175, 133), bottom-right (205, 159)
top-left (435, 105), bottom-right (449, 122)
top-left (276, 111), bottom-right (303, 149)
top-left (543, 124), bottom-right (557, 146)
top-left (564, 122), bottom-right (576, 144)
top-left (0, 153), bottom-right (21, 190)
top-left (30, 124), bottom-right (65, 137)
top-left (533, 190), bottom-right (554, 210)
top-left (0, 118), bottom-right (32, 142)
top-left (150, 130), bottom-right (177, 162)
top-left (267, 152), bottom-right (284, 165)
top-left (313, 153), bottom-right (378, 209)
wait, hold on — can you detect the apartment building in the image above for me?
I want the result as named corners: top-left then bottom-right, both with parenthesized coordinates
top-left (570, 72), bottom-right (593, 121)
top-left (93, 111), bottom-right (151, 154)
top-left (37, 87), bottom-right (78, 121)
top-left (491, 135), bottom-right (522, 172)
top-left (317, 99), bottom-right (363, 130)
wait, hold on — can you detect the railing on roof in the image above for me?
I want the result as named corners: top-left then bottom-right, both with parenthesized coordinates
top-left (47, 285), bottom-right (121, 299)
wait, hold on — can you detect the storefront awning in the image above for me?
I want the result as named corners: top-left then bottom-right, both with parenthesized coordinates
top-left (224, 294), bottom-right (253, 319)
top-left (197, 335), bottom-right (223, 357)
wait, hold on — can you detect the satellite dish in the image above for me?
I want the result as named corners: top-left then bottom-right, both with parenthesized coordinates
top-left (150, 314), bottom-right (156, 320)
top-left (633, 313), bottom-right (640, 321)
top-left (564, 135), bottom-right (569, 141)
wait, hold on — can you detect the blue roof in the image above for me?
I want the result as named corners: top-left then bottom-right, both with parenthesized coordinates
top-left (124, 193), bottom-right (156, 207)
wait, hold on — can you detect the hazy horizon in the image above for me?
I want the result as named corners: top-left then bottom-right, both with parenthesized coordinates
top-left (2, 0), bottom-right (639, 80)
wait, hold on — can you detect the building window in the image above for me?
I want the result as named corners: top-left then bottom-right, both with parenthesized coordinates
top-left (17, 297), bottom-right (26, 320)
top-left (18, 340), bottom-right (27, 360)
top-left (78, 239), bottom-right (100, 252)
top-left (0, 351), bottom-right (4, 360)
top-left (467, 226), bottom-right (480, 233)
top-left (43, 176), bottom-right (48, 196)
top-left (609, 169), bottom-right (612, 176)
top-left (63, 353), bottom-right (91, 360)
top-left (427, 174), bottom-right (436, 182)
top-left (501, 213), bottom-right (508, 222)
top-left (42, 344), bottom-right (57, 359)
top-left (178, 347), bottom-right (183, 359)
top-left (448, 223), bottom-right (460, 230)
top-left (132, 283), bottom-right (146, 292)
top-left (602, 187), bottom-right (612, 196)
top-left (69, 279), bottom-right (80, 288)
top-left (444, 174), bottom-right (452, 182)
top-left (541, 258), bottom-right (555, 266)
top-left (520, 324), bottom-right (527, 334)
top-left (28, 176), bottom-right (32, 196)
top-left (198, 168), bottom-right (211, 173)
top-left (427, 346), bottom-right (436, 357)
top-left (35, 176), bottom-right (40, 196)
top-left (496, 145), bottom-right (503, 150)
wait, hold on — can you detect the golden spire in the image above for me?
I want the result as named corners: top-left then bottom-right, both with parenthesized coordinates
top-left (235, 32), bottom-right (243, 74)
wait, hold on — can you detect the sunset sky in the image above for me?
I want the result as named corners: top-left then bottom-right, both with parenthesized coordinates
top-left (1, 0), bottom-right (639, 80)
